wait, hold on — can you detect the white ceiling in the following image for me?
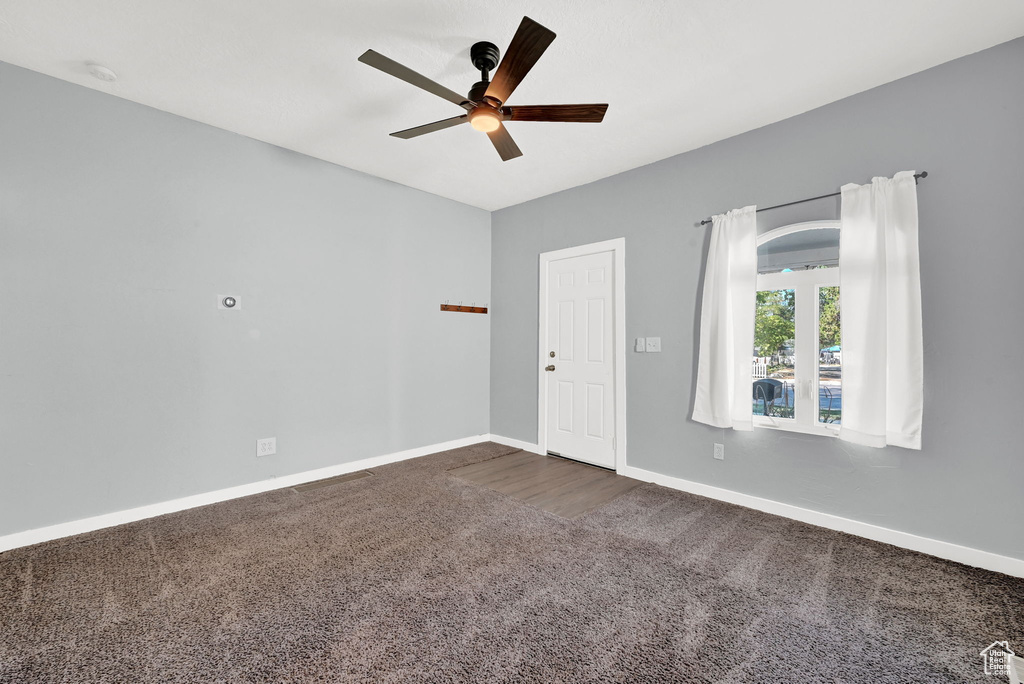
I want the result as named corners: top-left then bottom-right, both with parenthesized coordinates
top-left (2, 1), bottom-right (1023, 211)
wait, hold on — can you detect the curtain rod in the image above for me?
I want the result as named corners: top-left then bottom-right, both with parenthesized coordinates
top-left (697, 171), bottom-right (928, 226)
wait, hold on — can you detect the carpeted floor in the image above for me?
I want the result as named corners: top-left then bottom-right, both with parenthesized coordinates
top-left (1, 442), bottom-right (1022, 683)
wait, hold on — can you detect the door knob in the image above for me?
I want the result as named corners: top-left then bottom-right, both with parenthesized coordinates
top-left (545, 365), bottom-right (556, 372)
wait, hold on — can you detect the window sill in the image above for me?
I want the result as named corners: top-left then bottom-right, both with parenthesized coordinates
top-left (753, 416), bottom-right (839, 438)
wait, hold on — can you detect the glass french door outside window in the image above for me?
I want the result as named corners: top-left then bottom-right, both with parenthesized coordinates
top-left (753, 220), bottom-right (841, 438)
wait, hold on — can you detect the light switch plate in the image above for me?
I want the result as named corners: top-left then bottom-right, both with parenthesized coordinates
top-left (635, 337), bottom-right (646, 352)
top-left (645, 337), bottom-right (662, 353)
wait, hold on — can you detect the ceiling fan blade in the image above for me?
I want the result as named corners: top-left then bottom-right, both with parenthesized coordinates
top-left (391, 115), bottom-right (469, 139)
top-left (484, 17), bottom-right (556, 105)
top-left (503, 104), bottom-right (608, 123)
top-left (358, 50), bottom-right (471, 109)
top-left (486, 123), bottom-right (523, 161)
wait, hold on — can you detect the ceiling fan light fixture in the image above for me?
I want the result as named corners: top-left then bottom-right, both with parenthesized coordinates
top-left (359, 17), bottom-right (605, 161)
top-left (469, 107), bottom-right (502, 133)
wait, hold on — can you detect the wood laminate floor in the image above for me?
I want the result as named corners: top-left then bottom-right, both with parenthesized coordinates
top-left (449, 450), bottom-right (642, 519)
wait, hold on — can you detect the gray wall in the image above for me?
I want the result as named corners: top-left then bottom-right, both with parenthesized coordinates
top-left (491, 38), bottom-right (1024, 560)
top-left (0, 62), bottom-right (491, 537)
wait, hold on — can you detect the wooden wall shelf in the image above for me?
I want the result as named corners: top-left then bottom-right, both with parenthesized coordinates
top-left (441, 304), bottom-right (488, 314)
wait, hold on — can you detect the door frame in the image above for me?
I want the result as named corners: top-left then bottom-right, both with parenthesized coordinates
top-left (537, 237), bottom-right (627, 472)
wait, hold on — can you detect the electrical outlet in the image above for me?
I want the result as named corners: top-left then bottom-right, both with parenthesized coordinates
top-left (257, 437), bottom-right (276, 457)
top-left (645, 337), bottom-right (662, 353)
top-left (634, 337), bottom-right (646, 352)
top-left (714, 443), bottom-right (724, 460)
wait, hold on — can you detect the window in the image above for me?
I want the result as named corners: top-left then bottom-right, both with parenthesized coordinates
top-left (753, 221), bottom-right (841, 437)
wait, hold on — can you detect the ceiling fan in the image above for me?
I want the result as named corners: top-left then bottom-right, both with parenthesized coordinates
top-left (357, 16), bottom-right (608, 161)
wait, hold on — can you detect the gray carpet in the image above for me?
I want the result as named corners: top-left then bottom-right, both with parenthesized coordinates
top-left (1, 442), bottom-right (1021, 683)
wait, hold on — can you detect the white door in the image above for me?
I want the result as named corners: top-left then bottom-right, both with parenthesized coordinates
top-left (544, 250), bottom-right (615, 468)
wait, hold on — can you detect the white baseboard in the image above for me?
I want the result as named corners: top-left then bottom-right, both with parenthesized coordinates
top-left (9, 431), bottom-right (1020, 578)
top-left (484, 433), bottom-right (545, 455)
top-left (0, 434), bottom-right (490, 554)
top-left (485, 433), bottom-right (1024, 578)
top-left (617, 463), bottom-right (1024, 578)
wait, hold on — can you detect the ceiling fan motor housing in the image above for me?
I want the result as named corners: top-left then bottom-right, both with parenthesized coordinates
top-left (468, 80), bottom-right (489, 104)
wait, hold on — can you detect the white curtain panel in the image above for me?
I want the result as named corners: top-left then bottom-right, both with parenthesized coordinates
top-left (692, 206), bottom-right (757, 430)
top-left (839, 171), bottom-right (923, 449)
